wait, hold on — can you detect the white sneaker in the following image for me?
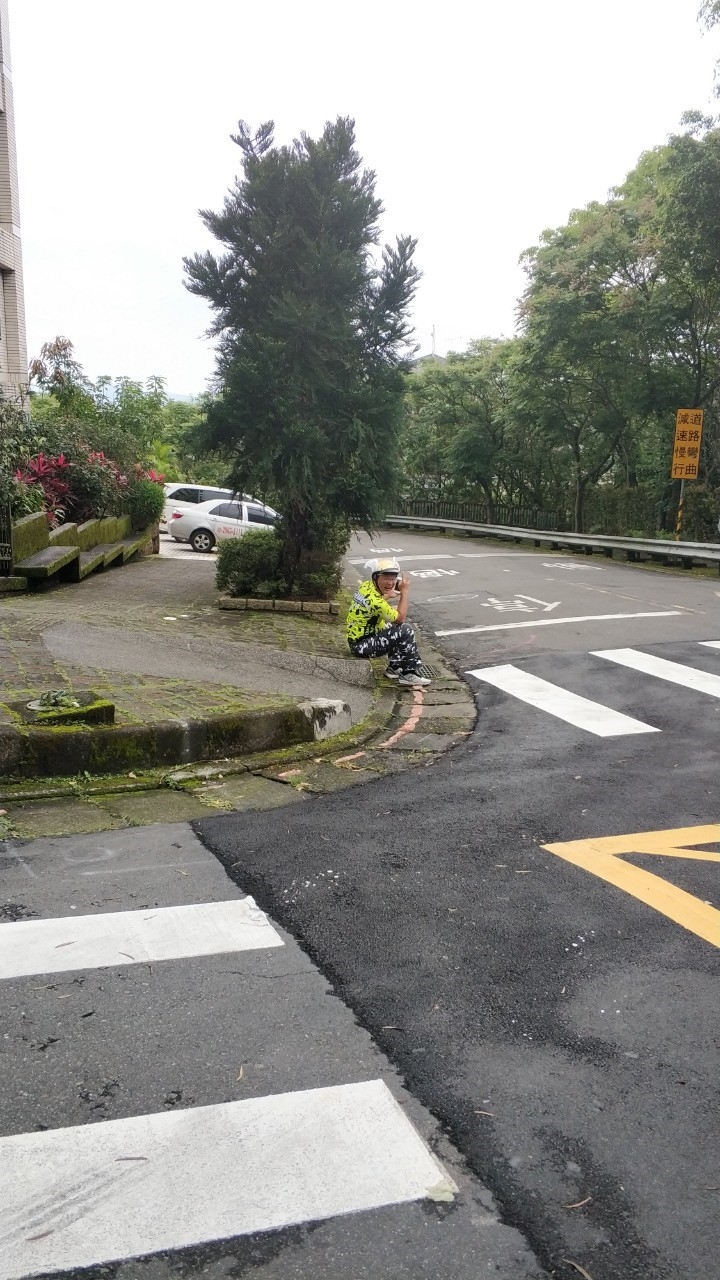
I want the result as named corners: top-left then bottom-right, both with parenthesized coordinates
top-left (398, 671), bottom-right (431, 687)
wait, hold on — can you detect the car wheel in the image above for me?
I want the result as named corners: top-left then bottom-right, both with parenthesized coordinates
top-left (190, 529), bottom-right (215, 553)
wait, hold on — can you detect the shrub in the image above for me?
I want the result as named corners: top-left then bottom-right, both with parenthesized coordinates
top-left (7, 476), bottom-right (45, 520)
top-left (127, 477), bottom-right (165, 531)
top-left (289, 517), bottom-right (348, 599)
top-left (216, 529), bottom-right (285, 598)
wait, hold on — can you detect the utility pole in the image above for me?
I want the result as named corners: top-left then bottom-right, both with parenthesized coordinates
top-left (0, 0), bottom-right (28, 403)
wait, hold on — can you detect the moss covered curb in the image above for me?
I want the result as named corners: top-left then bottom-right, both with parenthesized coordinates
top-left (0, 686), bottom-right (398, 802)
top-left (0, 699), bottom-right (353, 782)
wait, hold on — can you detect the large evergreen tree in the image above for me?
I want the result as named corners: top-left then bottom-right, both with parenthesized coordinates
top-left (184, 117), bottom-right (419, 583)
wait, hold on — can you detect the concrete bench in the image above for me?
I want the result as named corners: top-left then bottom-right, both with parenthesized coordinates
top-left (14, 545), bottom-right (80, 581)
top-left (120, 533), bottom-right (149, 562)
top-left (89, 542), bottom-right (125, 569)
top-left (78, 548), bottom-right (108, 579)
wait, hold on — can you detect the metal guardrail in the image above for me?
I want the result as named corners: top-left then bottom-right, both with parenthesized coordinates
top-left (397, 500), bottom-right (561, 530)
top-left (384, 515), bottom-right (720, 574)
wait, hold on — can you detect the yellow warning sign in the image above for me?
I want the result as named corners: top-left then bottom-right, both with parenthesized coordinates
top-left (671, 408), bottom-right (704, 480)
top-left (542, 825), bottom-right (719, 947)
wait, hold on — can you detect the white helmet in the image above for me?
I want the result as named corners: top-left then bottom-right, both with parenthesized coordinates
top-left (364, 557), bottom-right (400, 578)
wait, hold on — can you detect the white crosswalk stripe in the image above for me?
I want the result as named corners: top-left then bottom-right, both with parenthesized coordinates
top-left (0, 893), bottom-right (456, 1279)
top-left (594, 647), bottom-right (720, 698)
top-left (0, 1081), bottom-right (452, 1280)
top-left (467, 643), bottom-right (720, 738)
top-left (466, 664), bottom-right (658, 737)
top-left (0, 899), bottom-right (283, 981)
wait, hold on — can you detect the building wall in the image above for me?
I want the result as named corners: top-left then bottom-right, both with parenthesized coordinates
top-left (0, 0), bottom-right (27, 402)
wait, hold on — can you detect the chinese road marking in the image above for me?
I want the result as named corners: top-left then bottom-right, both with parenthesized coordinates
top-left (542, 826), bottom-right (720, 947)
top-left (699, 640), bottom-right (720, 650)
top-left (594, 648), bottom-right (720, 699)
top-left (409, 567), bottom-right (459, 579)
top-left (436, 610), bottom-right (682, 637)
top-left (466, 665), bottom-right (658, 737)
top-left (479, 594), bottom-right (560, 613)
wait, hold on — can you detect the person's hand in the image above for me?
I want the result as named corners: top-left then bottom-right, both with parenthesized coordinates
top-left (396, 573), bottom-right (409, 593)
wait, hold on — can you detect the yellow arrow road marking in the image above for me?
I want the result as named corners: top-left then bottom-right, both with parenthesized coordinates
top-left (542, 825), bottom-right (720, 948)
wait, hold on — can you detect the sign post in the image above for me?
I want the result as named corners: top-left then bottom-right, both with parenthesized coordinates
top-left (671, 408), bottom-right (704, 539)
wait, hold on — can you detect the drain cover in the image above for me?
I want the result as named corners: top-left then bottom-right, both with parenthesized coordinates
top-left (417, 663), bottom-right (441, 678)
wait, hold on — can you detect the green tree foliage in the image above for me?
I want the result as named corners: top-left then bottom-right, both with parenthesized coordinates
top-left (398, 120), bottom-right (720, 537)
top-left (184, 117), bottom-right (419, 586)
top-left (30, 337), bottom-right (170, 471)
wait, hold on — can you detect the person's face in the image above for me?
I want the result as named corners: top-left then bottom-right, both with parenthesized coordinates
top-left (377, 572), bottom-right (398, 596)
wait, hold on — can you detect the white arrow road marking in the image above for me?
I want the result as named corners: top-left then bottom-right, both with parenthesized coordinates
top-left (514, 595), bottom-right (561, 612)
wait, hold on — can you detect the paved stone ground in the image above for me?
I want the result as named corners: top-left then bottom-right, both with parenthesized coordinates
top-left (0, 542), bottom-right (477, 837)
top-left (0, 546), bottom-right (369, 729)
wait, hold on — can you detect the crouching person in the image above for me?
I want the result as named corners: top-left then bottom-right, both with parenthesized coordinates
top-left (345, 558), bottom-right (430, 686)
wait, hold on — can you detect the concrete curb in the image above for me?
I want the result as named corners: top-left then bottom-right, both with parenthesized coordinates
top-left (219, 595), bottom-right (341, 615)
top-left (0, 698), bottom-right (352, 782)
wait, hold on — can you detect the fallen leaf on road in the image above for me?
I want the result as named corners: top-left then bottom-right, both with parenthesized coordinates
top-left (564, 1196), bottom-right (592, 1209)
top-left (236, 1065), bottom-right (244, 1080)
top-left (115, 1156), bottom-right (148, 1162)
top-left (54, 941), bottom-right (76, 949)
top-left (176, 869), bottom-right (189, 876)
top-left (562, 1261), bottom-right (593, 1280)
top-left (118, 952), bottom-right (135, 960)
top-left (425, 1177), bottom-right (455, 1203)
top-left (474, 1109), bottom-right (494, 1117)
top-left (515, 870), bottom-right (532, 874)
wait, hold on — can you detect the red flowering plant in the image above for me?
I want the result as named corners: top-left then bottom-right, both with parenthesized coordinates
top-left (15, 452), bottom-right (71, 527)
top-left (63, 447), bottom-right (129, 523)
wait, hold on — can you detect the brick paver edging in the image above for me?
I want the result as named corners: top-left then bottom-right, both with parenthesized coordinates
top-left (219, 596), bottom-right (340, 615)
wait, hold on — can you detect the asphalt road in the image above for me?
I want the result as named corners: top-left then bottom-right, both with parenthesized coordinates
top-left (1, 530), bottom-right (718, 1280)
top-left (195, 532), bottom-right (719, 1280)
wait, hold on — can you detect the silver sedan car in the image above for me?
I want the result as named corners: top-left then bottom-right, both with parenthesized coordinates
top-left (168, 498), bottom-right (278, 553)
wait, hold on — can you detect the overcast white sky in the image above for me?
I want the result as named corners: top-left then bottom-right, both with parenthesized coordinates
top-left (10, 0), bottom-right (719, 397)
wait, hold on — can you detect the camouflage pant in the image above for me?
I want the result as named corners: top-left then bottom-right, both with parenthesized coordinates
top-left (348, 622), bottom-right (421, 672)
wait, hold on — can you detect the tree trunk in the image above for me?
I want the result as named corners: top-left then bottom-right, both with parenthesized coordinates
top-left (574, 477), bottom-right (588, 533)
